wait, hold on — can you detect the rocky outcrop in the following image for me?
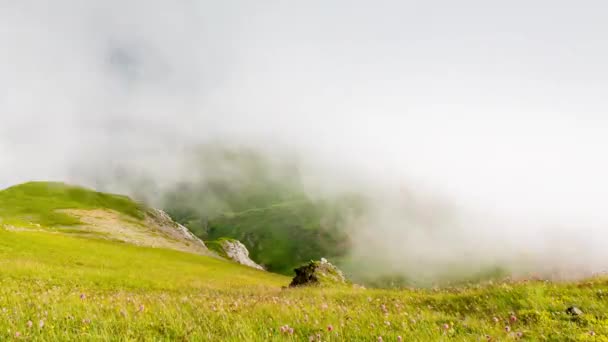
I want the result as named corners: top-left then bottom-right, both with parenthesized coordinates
top-left (215, 239), bottom-right (264, 270)
top-left (146, 208), bottom-right (208, 251)
top-left (290, 258), bottom-right (347, 287)
top-left (55, 208), bottom-right (210, 255)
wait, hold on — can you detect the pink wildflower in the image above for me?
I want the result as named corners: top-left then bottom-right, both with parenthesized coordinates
top-left (505, 326), bottom-right (511, 333)
top-left (14, 331), bottom-right (21, 338)
top-left (26, 321), bottom-right (33, 328)
top-left (80, 293), bottom-right (86, 300)
top-left (327, 325), bottom-right (333, 332)
top-left (442, 323), bottom-right (450, 330)
top-left (509, 314), bottom-right (517, 323)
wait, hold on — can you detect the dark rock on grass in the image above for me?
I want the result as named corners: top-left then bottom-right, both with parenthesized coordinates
top-left (289, 258), bottom-right (347, 287)
top-left (566, 306), bottom-right (583, 316)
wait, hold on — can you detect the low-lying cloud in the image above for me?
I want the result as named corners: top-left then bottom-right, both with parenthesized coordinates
top-left (2, 0), bottom-right (608, 282)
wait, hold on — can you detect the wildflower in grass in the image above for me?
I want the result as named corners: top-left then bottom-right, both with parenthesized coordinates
top-left (82, 318), bottom-right (91, 324)
top-left (15, 331), bottom-right (21, 338)
top-left (397, 336), bottom-right (403, 342)
top-left (26, 320), bottom-right (32, 328)
top-left (504, 326), bottom-right (510, 333)
top-left (80, 294), bottom-right (86, 300)
top-left (442, 323), bottom-right (450, 331)
top-left (492, 316), bottom-right (499, 323)
top-left (309, 336), bottom-right (315, 342)
top-left (509, 314), bottom-right (517, 323)
top-left (138, 304), bottom-right (145, 312)
top-left (327, 325), bottom-right (333, 332)
top-left (384, 321), bottom-right (390, 326)
top-left (39, 320), bottom-right (44, 328)
top-left (590, 331), bottom-right (596, 336)
top-left (516, 332), bottom-right (523, 338)
top-left (377, 337), bottom-right (383, 342)
top-left (321, 303), bottom-right (328, 310)
top-left (288, 327), bottom-right (294, 335)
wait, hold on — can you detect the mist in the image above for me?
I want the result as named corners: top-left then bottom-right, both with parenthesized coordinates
top-left (2, 1), bottom-right (608, 282)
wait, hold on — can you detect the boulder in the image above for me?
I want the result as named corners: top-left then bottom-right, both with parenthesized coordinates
top-left (217, 239), bottom-right (264, 270)
top-left (289, 258), bottom-right (347, 287)
top-left (566, 306), bottom-right (583, 316)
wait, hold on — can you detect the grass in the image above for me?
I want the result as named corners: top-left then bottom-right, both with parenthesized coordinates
top-left (204, 237), bottom-right (237, 259)
top-left (0, 182), bottom-right (144, 227)
top-left (2, 181), bottom-right (608, 340)
top-left (207, 200), bottom-right (349, 275)
top-left (0, 228), bottom-right (608, 340)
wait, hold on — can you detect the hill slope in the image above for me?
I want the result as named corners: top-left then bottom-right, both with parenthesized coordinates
top-left (0, 181), bottom-right (607, 340)
top-left (206, 200), bottom-right (350, 274)
top-left (161, 147), bottom-right (358, 274)
top-left (0, 182), bottom-right (208, 255)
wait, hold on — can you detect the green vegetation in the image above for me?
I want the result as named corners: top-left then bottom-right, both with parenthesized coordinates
top-left (1, 181), bottom-right (608, 340)
top-left (0, 182), bottom-right (144, 227)
top-left (204, 237), bottom-right (236, 258)
top-left (162, 147), bottom-right (355, 275)
top-left (207, 201), bottom-right (349, 275)
top-left (1, 229), bottom-right (608, 340)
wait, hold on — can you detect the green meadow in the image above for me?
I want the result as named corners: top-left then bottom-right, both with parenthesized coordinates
top-left (0, 182), bottom-right (606, 341)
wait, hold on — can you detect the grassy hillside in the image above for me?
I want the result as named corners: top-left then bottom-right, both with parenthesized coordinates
top-left (1, 229), bottom-right (608, 340)
top-left (0, 182), bottom-right (208, 255)
top-left (162, 147), bottom-right (359, 274)
top-left (0, 181), bottom-right (143, 227)
top-left (207, 200), bottom-right (350, 274)
top-left (1, 181), bottom-right (608, 340)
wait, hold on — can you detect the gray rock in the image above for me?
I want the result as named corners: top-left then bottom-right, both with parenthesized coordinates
top-left (289, 258), bottom-right (347, 287)
top-left (566, 306), bottom-right (583, 316)
top-left (220, 240), bottom-right (264, 270)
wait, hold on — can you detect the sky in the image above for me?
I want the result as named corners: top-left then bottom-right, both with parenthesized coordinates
top-left (1, 1), bottom-right (608, 279)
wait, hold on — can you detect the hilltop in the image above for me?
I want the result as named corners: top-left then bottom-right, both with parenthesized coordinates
top-left (0, 182), bottom-right (209, 255)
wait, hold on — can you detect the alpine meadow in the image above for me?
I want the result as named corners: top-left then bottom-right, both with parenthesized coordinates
top-left (2, 1), bottom-right (608, 341)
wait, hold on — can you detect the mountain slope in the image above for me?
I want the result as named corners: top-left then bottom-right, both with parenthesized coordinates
top-left (0, 181), bottom-right (607, 340)
top-left (0, 182), bottom-right (209, 255)
top-left (206, 200), bottom-right (350, 274)
top-left (161, 147), bottom-right (358, 274)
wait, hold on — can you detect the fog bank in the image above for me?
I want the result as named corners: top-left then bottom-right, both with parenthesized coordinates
top-left (2, 1), bottom-right (608, 280)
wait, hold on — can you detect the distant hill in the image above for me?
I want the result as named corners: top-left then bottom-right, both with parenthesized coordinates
top-left (161, 147), bottom-right (361, 275)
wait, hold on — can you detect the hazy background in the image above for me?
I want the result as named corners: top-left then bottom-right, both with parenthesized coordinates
top-left (2, 1), bottom-right (608, 280)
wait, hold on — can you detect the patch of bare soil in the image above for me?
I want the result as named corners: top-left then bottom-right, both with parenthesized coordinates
top-left (57, 209), bottom-right (209, 255)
